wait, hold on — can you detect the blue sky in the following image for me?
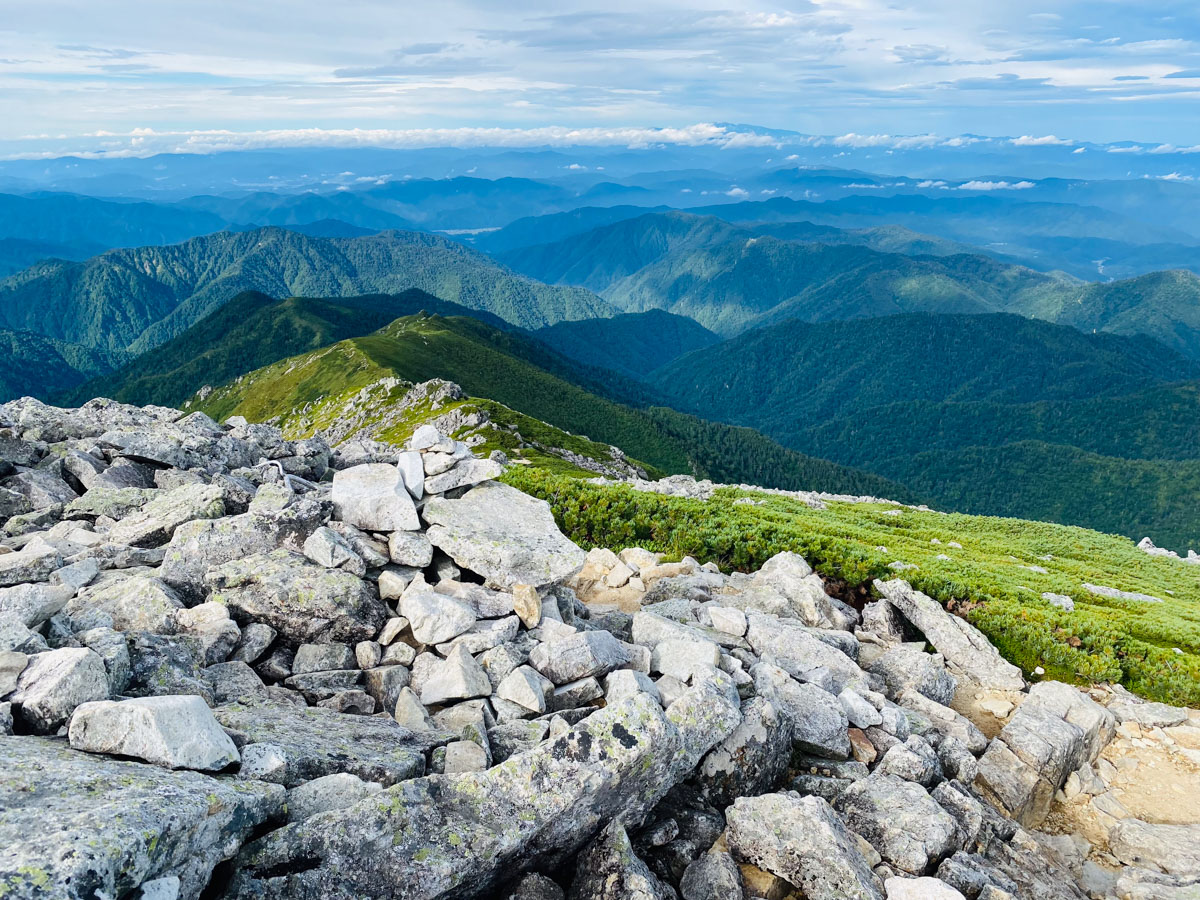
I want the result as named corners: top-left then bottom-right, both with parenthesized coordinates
top-left (3, 0), bottom-right (1199, 156)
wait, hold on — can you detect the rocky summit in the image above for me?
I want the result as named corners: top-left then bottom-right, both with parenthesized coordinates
top-left (0, 397), bottom-right (1197, 900)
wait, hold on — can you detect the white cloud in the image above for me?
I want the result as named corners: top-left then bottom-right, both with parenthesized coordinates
top-left (958, 180), bottom-right (1036, 190)
top-left (832, 133), bottom-right (940, 149)
top-left (1156, 172), bottom-right (1194, 181)
top-left (1072, 147), bottom-right (1086, 154)
top-left (725, 186), bottom-right (750, 198)
top-left (917, 179), bottom-right (948, 188)
top-left (1010, 134), bottom-right (1074, 146)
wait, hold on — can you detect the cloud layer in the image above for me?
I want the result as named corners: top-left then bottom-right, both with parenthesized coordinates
top-left (2, 0), bottom-right (1199, 151)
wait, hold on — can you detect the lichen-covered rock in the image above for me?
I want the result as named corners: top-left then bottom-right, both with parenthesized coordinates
top-left (745, 612), bottom-right (864, 691)
top-left (215, 700), bottom-right (439, 787)
top-left (694, 696), bottom-right (792, 806)
top-left (227, 688), bottom-right (740, 899)
top-left (423, 481), bottom-right (586, 589)
top-left (205, 549), bottom-right (386, 644)
top-left (67, 573), bottom-right (184, 634)
top-left (107, 483), bottom-right (226, 548)
top-left (68, 695), bottom-right (240, 771)
top-left (286, 772), bottom-right (383, 823)
top-left (835, 774), bottom-right (959, 875)
top-left (0, 582), bottom-right (73, 628)
top-left (726, 791), bottom-right (884, 900)
top-left (0, 736), bottom-right (283, 900)
top-left (752, 662), bottom-right (851, 760)
top-left (568, 819), bottom-right (676, 900)
top-left (679, 852), bottom-right (742, 900)
top-left (529, 630), bottom-right (630, 685)
top-left (868, 646), bottom-right (958, 707)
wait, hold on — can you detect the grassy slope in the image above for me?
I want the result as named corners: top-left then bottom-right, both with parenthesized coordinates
top-left (195, 312), bottom-right (914, 500)
top-left (64, 290), bottom-right (512, 408)
top-left (507, 467), bottom-right (1200, 707)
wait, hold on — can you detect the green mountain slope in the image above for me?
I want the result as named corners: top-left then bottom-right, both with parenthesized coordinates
top-left (0, 227), bottom-right (614, 357)
top-left (0, 330), bottom-right (127, 401)
top-left (651, 313), bottom-right (1200, 547)
top-left (193, 311), bottom-right (914, 501)
top-left (62, 289), bottom-right (513, 408)
top-left (532, 310), bottom-right (720, 378)
top-left (499, 211), bottom-right (1072, 336)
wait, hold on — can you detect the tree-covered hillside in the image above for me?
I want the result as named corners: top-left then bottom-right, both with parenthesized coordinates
top-left (0, 227), bottom-right (613, 357)
top-left (651, 312), bottom-right (1200, 548)
top-left (532, 309), bottom-right (720, 378)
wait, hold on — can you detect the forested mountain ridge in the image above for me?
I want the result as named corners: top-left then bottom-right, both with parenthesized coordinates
top-left (0, 227), bottom-right (614, 357)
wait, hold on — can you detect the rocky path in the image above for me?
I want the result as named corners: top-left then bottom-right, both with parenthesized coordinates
top-left (0, 396), bottom-right (1196, 900)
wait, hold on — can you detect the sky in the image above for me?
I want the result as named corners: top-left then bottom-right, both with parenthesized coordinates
top-left (3, 0), bottom-right (1200, 157)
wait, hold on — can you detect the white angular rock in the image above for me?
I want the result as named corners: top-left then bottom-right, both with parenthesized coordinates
top-left (423, 481), bottom-right (586, 589)
top-left (424, 458), bottom-right (503, 495)
top-left (303, 526), bottom-right (366, 575)
top-left (396, 451), bottom-right (425, 499)
top-left (885, 877), bottom-right (965, 899)
top-left (387, 530), bottom-right (434, 568)
top-left (650, 637), bottom-right (722, 681)
top-left (496, 665), bottom-right (555, 714)
top-left (708, 606), bottom-right (748, 637)
top-left (331, 464), bottom-right (420, 531)
top-left (604, 668), bottom-right (660, 704)
top-left (420, 645), bottom-right (492, 705)
top-left (10, 647), bottom-right (109, 733)
top-left (68, 695), bottom-right (240, 771)
top-left (399, 590), bottom-right (476, 645)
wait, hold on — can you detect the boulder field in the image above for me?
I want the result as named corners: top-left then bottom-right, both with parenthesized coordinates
top-left (0, 396), bottom-right (1196, 900)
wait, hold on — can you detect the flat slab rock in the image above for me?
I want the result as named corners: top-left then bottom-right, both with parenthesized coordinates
top-left (0, 735), bottom-right (283, 900)
top-left (423, 481), bottom-right (586, 590)
top-left (215, 700), bottom-right (447, 788)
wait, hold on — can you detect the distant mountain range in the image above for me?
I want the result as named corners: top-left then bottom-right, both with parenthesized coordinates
top-left (0, 227), bottom-right (613, 358)
top-left (499, 210), bottom-right (1200, 357)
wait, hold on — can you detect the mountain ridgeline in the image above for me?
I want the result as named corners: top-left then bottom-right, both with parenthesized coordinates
top-left (0, 227), bottom-right (613, 357)
top-left (499, 210), bottom-right (1200, 358)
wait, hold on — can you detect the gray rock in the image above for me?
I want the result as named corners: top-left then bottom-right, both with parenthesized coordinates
top-left (1108, 699), bottom-right (1190, 729)
top-left (443, 739), bottom-right (490, 774)
top-left (695, 695), bottom-right (793, 807)
top-left (498, 665), bottom-right (556, 714)
top-left (868, 646), bottom-right (958, 707)
top-left (875, 580), bottom-right (1024, 692)
top-left (124, 632), bottom-right (209, 702)
top-left (393, 686), bottom-right (435, 731)
top-left (0, 701), bottom-right (10, 734)
top-left (227, 688), bottom-right (740, 899)
top-left (363, 663), bottom-right (411, 712)
top-left (568, 819), bottom-right (675, 900)
top-left (835, 774), bottom-right (959, 875)
top-left (0, 735), bottom-right (283, 900)
top-left (0, 582), bottom-right (73, 628)
top-left (737, 551), bottom-right (853, 630)
top-left (4, 468), bottom-right (77, 509)
top-left (292, 643), bottom-right (357, 675)
top-left (974, 681), bottom-right (1115, 828)
top-left (898, 690), bottom-right (988, 755)
top-left (331, 463), bottom-right (420, 531)
top-left (215, 700), bottom-right (436, 787)
top-left (604, 669), bottom-right (660, 704)
top-left (161, 499), bottom-right (328, 602)
top-left (173, 601), bottom-right (241, 664)
top-left (876, 736), bottom-right (943, 787)
top-left (745, 612), bottom-right (864, 691)
top-left (726, 791), bottom-right (884, 900)
top-left (1109, 820), bottom-right (1200, 878)
top-left (68, 695), bottom-right (240, 771)
top-left (0, 649), bottom-right (29, 696)
top-left (884, 877), bottom-right (966, 899)
top-left (529, 630), bottom-right (630, 685)
top-left (506, 872), bottom-right (565, 900)
top-left (679, 851), bottom-right (742, 900)
top-left (0, 611), bottom-right (47, 654)
top-left (423, 481), bottom-right (586, 589)
top-left (400, 589), bottom-right (477, 645)
top-left (420, 644), bottom-right (493, 705)
top-left (0, 541), bottom-right (62, 587)
top-left (231, 623), bottom-right (277, 664)
top-left (549, 676), bottom-right (604, 712)
top-left (424, 458), bottom-right (504, 495)
top-left (302, 526), bottom-right (366, 575)
top-left (437, 616), bottom-right (521, 656)
top-left (286, 772), bottom-right (383, 823)
top-left (9, 646), bottom-right (109, 733)
top-left (841, 687), bottom-right (884, 728)
top-left (206, 549), bottom-right (386, 644)
top-left (108, 483), bottom-right (226, 548)
top-left (753, 662), bottom-right (850, 760)
top-left (327, 521), bottom-right (391, 568)
top-left (67, 573), bottom-right (184, 634)
top-left (201, 661), bottom-right (268, 704)
top-left (389, 530), bottom-right (434, 567)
